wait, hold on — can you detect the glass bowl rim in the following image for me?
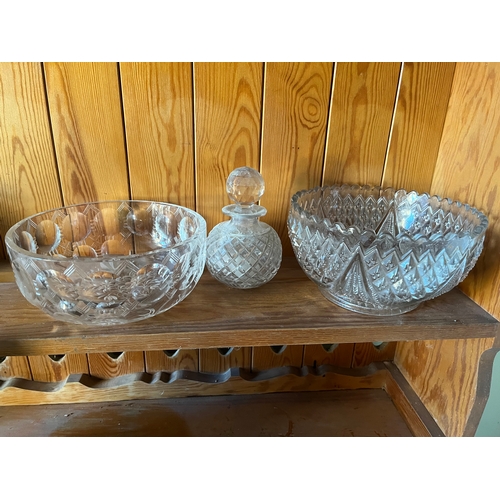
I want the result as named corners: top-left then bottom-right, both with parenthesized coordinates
top-left (5, 199), bottom-right (207, 262)
top-left (289, 183), bottom-right (489, 238)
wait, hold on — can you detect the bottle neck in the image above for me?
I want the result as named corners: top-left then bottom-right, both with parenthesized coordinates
top-left (222, 204), bottom-right (267, 232)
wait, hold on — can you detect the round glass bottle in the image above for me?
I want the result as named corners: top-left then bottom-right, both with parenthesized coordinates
top-left (206, 166), bottom-right (282, 288)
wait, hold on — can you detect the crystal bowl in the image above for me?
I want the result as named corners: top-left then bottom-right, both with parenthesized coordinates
top-left (5, 200), bottom-right (207, 325)
top-left (288, 185), bottom-right (488, 316)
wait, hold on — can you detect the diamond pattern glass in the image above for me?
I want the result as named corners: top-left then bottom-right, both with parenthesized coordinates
top-left (206, 167), bottom-right (282, 288)
top-left (288, 185), bottom-right (488, 316)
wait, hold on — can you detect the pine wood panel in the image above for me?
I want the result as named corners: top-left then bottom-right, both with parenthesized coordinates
top-left (352, 342), bottom-right (397, 367)
top-left (0, 258), bottom-right (498, 356)
top-left (395, 338), bottom-right (494, 436)
top-left (0, 261), bottom-right (11, 282)
top-left (145, 349), bottom-right (198, 373)
top-left (43, 62), bottom-right (129, 204)
top-left (383, 361), bottom-right (445, 437)
top-left (194, 62), bottom-right (263, 231)
top-left (0, 62), bottom-right (62, 243)
top-left (382, 62), bottom-right (456, 192)
top-left (0, 236), bottom-right (5, 260)
top-left (0, 356), bottom-right (31, 381)
top-left (252, 345), bottom-right (304, 371)
top-left (199, 347), bottom-right (251, 373)
top-left (395, 63), bottom-right (500, 437)
top-left (28, 354), bottom-right (88, 382)
top-left (120, 62), bottom-right (195, 207)
top-left (260, 62), bottom-right (333, 255)
top-left (323, 62), bottom-right (401, 186)
top-left (87, 352), bottom-right (145, 379)
top-left (303, 343), bottom-right (354, 368)
top-left (432, 62), bottom-right (500, 316)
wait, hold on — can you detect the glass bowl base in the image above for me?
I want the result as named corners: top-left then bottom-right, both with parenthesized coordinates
top-left (318, 287), bottom-right (420, 316)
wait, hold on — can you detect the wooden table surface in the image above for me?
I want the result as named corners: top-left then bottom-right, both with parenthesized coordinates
top-left (0, 258), bottom-right (498, 356)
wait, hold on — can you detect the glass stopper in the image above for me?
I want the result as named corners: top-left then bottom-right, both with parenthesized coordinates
top-left (226, 167), bottom-right (265, 206)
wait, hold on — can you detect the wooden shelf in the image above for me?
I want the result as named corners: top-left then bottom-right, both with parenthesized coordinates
top-left (0, 389), bottom-right (414, 437)
top-left (0, 258), bottom-right (498, 356)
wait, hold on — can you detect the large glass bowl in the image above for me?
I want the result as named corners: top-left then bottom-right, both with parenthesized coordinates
top-left (5, 200), bottom-right (207, 325)
top-left (288, 185), bottom-right (488, 316)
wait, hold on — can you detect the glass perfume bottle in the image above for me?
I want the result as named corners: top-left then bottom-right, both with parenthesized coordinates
top-left (206, 166), bottom-right (282, 288)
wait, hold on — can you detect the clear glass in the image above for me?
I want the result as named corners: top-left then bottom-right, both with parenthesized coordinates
top-left (5, 200), bottom-right (207, 325)
top-left (206, 167), bottom-right (282, 288)
top-left (288, 184), bottom-right (488, 316)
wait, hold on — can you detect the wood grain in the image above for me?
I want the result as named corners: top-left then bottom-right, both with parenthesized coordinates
top-left (323, 62), bottom-right (401, 186)
top-left (0, 356), bottom-right (31, 381)
top-left (0, 364), bottom-right (390, 405)
top-left (87, 352), bottom-right (145, 379)
top-left (194, 62), bottom-right (263, 231)
top-left (352, 342), bottom-right (397, 368)
top-left (28, 354), bottom-right (88, 382)
top-left (43, 62), bottom-right (129, 204)
top-left (0, 62), bottom-right (62, 242)
top-left (120, 63), bottom-right (195, 207)
top-left (0, 389), bottom-right (412, 437)
top-left (252, 345), bottom-right (304, 371)
top-left (145, 349), bottom-right (199, 373)
top-left (199, 347), bottom-right (252, 373)
top-left (260, 62), bottom-right (333, 255)
top-left (432, 62), bottom-right (500, 317)
top-left (0, 258), bottom-right (497, 356)
top-left (463, 334), bottom-right (500, 436)
top-left (395, 337), bottom-right (494, 436)
top-left (303, 343), bottom-right (354, 368)
top-left (0, 235), bottom-right (5, 260)
top-left (383, 361), bottom-right (445, 437)
top-left (0, 62), bottom-right (62, 382)
top-left (395, 62), bottom-right (500, 438)
top-left (382, 62), bottom-right (456, 192)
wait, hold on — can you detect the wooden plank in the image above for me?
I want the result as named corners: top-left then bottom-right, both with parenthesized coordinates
top-left (0, 389), bottom-right (412, 437)
top-left (432, 62), bottom-right (500, 317)
top-left (145, 349), bottom-right (198, 373)
top-left (0, 62), bottom-right (62, 244)
top-left (0, 356), bottom-right (31, 381)
top-left (252, 345), bottom-right (304, 371)
top-left (394, 337), bottom-right (494, 436)
top-left (0, 261), bottom-right (13, 282)
top-left (383, 361), bottom-right (445, 437)
top-left (395, 63), bottom-right (500, 438)
top-left (28, 354), bottom-right (88, 382)
top-left (199, 348), bottom-right (252, 373)
top-left (87, 352), bottom-right (145, 379)
top-left (382, 62), bottom-right (456, 192)
top-left (260, 62), bottom-right (333, 255)
top-left (303, 343), bottom-right (354, 368)
top-left (463, 334), bottom-right (500, 436)
top-left (194, 62), bottom-right (263, 231)
top-left (0, 236), bottom-right (5, 260)
top-left (120, 62), bottom-right (195, 208)
top-left (0, 258), bottom-right (498, 356)
top-left (323, 62), bottom-right (401, 186)
top-left (43, 62), bottom-right (129, 204)
top-left (42, 62), bottom-right (134, 383)
top-left (0, 364), bottom-right (389, 405)
top-left (352, 342), bottom-right (397, 368)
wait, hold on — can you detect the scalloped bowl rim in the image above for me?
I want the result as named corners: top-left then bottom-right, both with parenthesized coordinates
top-left (289, 184), bottom-right (489, 240)
top-left (5, 199), bottom-right (207, 262)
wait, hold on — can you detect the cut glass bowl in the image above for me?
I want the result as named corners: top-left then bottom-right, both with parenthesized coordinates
top-left (5, 200), bottom-right (207, 325)
top-left (287, 185), bottom-right (488, 316)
